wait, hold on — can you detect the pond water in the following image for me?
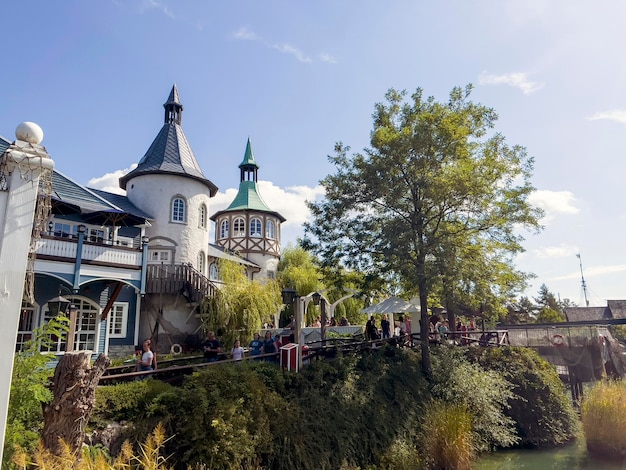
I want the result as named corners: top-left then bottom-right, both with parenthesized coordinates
top-left (476, 440), bottom-right (626, 470)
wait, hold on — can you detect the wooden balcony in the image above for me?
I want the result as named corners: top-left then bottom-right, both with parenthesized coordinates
top-left (35, 235), bottom-right (143, 269)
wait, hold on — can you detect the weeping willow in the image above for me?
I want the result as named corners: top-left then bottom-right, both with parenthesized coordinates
top-left (199, 259), bottom-right (283, 348)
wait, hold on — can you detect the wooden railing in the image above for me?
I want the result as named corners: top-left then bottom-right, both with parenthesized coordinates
top-left (36, 236), bottom-right (143, 267)
top-left (145, 263), bottom-right (217, 301)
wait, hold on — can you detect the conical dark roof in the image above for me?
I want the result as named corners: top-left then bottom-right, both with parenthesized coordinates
top-left (119, 85), bottom-right (217, 196)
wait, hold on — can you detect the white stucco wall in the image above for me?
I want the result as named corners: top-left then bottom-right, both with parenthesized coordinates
top-left (125, 174), bottom-right (211, 266)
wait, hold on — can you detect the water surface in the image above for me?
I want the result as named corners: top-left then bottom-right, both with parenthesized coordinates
top-left (476, 440), bottom-right (626, 470)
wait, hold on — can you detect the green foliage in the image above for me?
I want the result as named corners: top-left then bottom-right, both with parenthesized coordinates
top-left (278, 246), bottom-right (323, 326)
top-left (422, 401), bottom-right (474, 470)
top-left (534, 307), bottom-right (565, 323)
top-left (89, 345), bottom-right (579, 468)
top-left (304, 85), bottom-right (543, 374)
top-left (430, 348), bottom-right (518, 452)
top-left (199, 258), bottom-right (282, 345)
top-left (4, 315), bottom-right (69, 468)
top-left (466, 346), bottom-right (580, 447)
top-left (581, 380), bottom-right (626, 460)
top-left (92, 380), bottom-right (176, 427)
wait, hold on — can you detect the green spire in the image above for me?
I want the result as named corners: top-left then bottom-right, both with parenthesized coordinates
top-left (239, 137), bottom-right (258, 169)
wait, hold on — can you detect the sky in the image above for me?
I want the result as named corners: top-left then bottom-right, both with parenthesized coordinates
top-left (2, 0), bottom-right (626, 306)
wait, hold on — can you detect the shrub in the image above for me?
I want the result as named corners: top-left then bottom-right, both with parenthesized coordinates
top-left (581, 380), bottom-right (626, 460)
top-left (422, 401), bottom-right (474, 470)
top-left (430, 347), bottom-right (518, 452)
top-left (466, 346), bottom-right (580, 447)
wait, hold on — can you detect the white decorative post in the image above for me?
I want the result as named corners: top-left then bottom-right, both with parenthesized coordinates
top-left (0, 122), bottom-right (54, 463)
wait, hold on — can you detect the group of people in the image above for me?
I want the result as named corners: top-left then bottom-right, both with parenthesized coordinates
top-left (200, 330), bottom-right (284, 363)
top-left (365, 314), bottom-right (412, 343)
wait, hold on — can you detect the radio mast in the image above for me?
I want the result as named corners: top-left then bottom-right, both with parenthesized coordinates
top-left (576, 253), bottom-right (589, 307)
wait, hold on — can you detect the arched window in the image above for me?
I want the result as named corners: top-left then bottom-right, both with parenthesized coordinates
top-left (171, 197), bottom-right (186, 223)
top-left (220, 220), bottom-right (229, 238)
top-left (199, 204), bottom-right (207, 229)
top-left (250, 218), bottom-right (262, 237)
top-left (209, 263), bottom-right (219, 280)
top-left (197, 251), bottom-right (206, 274)
top-left (266, 220), bottom-right (275, 240)
top-left (233, 217), bottom-right (245, 237)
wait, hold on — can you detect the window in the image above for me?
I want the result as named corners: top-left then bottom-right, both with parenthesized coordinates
top-left (209, 263), bottom-right (219, 280)
top-left (266, 220), bottom-right (275, 239)
top-left (16, 300), bottom-right (35, 352)
top-left (233, 217), bottom-right (245, 237)
top-left (89, 228), bottom-right (105, 244)
top-left (42, 298), bottom-right (98, 353)
top-left (197, 251), bottom-right (206, 274)
top-left (199, 204), bottom-right (207, 229)
top-left (220, 220), bottom-right (229, 238)
top-left (250, 218), bottom-right (262, 237)
top-left (267, 271), bottom-right (276, 280)
top-left (171, 197), bottom-right (186, 223)
top-left (149, 250), bottom-right (170, 262)
top-left (108, 303), bottom-right (128, 338)
top-left (53, 222), bottom-right (78, 238)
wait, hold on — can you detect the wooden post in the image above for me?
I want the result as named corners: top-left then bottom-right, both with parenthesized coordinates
top-left (42, 352), bottom-right (111, 456)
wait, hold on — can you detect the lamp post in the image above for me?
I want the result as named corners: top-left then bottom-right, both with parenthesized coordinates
top-left (47, 285), bottom-right (78, 352)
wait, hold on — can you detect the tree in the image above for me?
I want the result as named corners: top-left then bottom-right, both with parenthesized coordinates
top-left (278, 246), bottom-right (323, 326)
top-left (534, 283), bottom-right (562, 313)
top-left (199, 259), bottom-right (282, 346)
top-left (304, 85), bottom-right (543, 376)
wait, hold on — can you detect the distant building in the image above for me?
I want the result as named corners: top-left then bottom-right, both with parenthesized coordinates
top-left (2, 85), bottom-right (284, 357)
top-left (564, 300), bottom-right (626, 323)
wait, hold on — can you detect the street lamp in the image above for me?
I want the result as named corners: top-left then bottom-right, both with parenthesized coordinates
top-left (47, 285), bottom-right (79, 351)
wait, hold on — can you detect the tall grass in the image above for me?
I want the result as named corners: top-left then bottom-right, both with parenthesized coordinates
top-left (581, 380), bottom-right (626, 460)
top-left (11, 423), bottom-right (175, 470)
top-left (422, 401), bottom-right (474, 470)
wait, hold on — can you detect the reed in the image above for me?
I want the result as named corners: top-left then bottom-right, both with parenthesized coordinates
top-left (581, 380), bottom-right (626, 460)
top-left (422, 401), bottom-right (474, 470)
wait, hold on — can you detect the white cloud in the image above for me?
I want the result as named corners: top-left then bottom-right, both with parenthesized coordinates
top-left (318, 53), bottom-right (337, 64)
top-left (587, 110), bottom-right (626, 125)
top-left (478, 71), bottom-right (543, 94)
top-left (211, 180), bottom-right (325, 229)
top-left (551, 264), bottom-right (626, 281)
top-left (532, 244), bottom-right (579, 259)
top-left (232, 27), bottom-right (335, 64)
top-left (527, 189), bottom-right (579, 223)
top-left (87, 164), bottom-right (137, 195)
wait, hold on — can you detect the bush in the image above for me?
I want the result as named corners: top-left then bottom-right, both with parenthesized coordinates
top-left (466, 346), bottom-right (580, 447)
top-left (422, 401), bottom-right (474, 470)
top-left (581, 380), bottom-right (626, 460)
top-left (430, 347), bottom-right (518, 452)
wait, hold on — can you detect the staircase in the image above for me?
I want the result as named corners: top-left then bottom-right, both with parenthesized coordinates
top-left (145, 263), bottom-right (217, 302)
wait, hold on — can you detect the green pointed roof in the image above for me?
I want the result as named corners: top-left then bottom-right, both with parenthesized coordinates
top-left (210, 139), bottom-right (285, 222)
top-left (239, 137), bottom-right (258, 169)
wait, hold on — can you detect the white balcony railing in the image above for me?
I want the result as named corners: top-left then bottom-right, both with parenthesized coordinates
top-left (36, 237), bottom-right (142, 267)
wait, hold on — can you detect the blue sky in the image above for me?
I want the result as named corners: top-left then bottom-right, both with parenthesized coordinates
top-left (2, 0), bottom-right (626, 305)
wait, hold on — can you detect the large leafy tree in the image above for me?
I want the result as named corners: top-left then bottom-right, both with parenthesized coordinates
top-left (278, 246), bottom-right (323, 326)
top-left (304, 85), bottom-right (543, 376)
top-left (199, 259), bottom-right (282, 346)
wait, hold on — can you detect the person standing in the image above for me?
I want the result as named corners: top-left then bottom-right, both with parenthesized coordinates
top-left (261, 331), bottom-right (277, 361)
top-left (231, 339), bottom-right (244, 361)
top-left (136, 339), bottom-right (154, 371)
top-left (381, 314), bottom-right (391, 339)
top-left (249, 332), bottom-right (263, 358)
top-left (202, 331), bottom-right (222, 363)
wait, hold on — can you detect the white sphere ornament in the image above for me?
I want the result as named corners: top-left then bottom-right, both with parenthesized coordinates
top-left (15, 122), bottom-right (44, 144)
